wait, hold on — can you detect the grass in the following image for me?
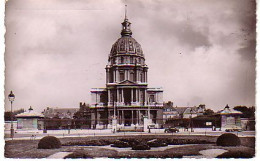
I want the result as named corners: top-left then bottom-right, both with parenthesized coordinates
top-left (5, 135), bottom-right (255, 158)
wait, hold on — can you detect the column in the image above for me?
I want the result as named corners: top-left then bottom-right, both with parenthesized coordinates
top-left (144, 90), bottom-right (147, 105)
top-left (122, 89), bottom-right (124, 104)
top-left (108, 90), bottom-right (110, 105)
top-left (122, 110), bottom-right (125, 125)
top-left (127, 70), bottom-right (129, 80)
top-left (117, 89), bottom-right (119, 104)
top-left (146, 71), bottom-right (148, 83)
top-left (135, 89), bottom-right (138, 103)
top-left (114, 70), bottom-right (116, 83)
top-left (138, 110), bottom-right (140, 124)
top-left (120, 89), bottom-right (122, 102)
top-left (106, 70), bottom-right (108, 83)
top-left (131, 88), bottom-right (133, 103)
top-left (137, 70), bottom-right (139, 82)
top-left (145, 71), bottom-right (147, 83)
top-left (137, 89), bottom-right (139, 102)
top-left (148, 107), bottom-right (151, 119)
top-left (119, 110), bottom-right (121, 124)
top-left (131, 110), bottom-right (134, 125)
top-left (117, 70), bottom-right (120, 82)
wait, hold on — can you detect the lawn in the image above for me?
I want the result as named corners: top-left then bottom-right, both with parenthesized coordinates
top-left (4, 135), bottom-right (255, 158)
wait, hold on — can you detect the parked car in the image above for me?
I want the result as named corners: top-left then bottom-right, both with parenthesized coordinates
top-left (164, 127), bottom-right (179, 133)
top-left (225, 128), bottom-right (242, 132)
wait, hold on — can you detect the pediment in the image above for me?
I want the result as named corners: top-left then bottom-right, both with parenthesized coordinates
top-left (118, 80), bottom-right (137, 85)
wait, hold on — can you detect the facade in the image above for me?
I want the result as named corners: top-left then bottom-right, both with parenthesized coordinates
top-left (219, 104), bottom-right (242, 130)
top-left (163, 104), bottom-right (206, 120)
top-left (40, 107), bottom-right (78, 130)
top-left (15, 107), bottom-right (44, 130)
top-left (89, 14), bottom-right (164, 129)
top-left (42, 107), bottom-right (78, 119)
top-left (182, 104), bottom-right (205, 118)
top-left (163, 101), bottom-right (178, 120)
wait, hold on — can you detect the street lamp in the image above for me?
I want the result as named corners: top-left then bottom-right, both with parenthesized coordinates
top-left (147, 100), bottom-right (150, 119)
top-left (8, 91), bottom-right (15, 139)
top-left (190, 109), bottom-right (194, 132)
top-left (94, 92), bottom-right (98, 129)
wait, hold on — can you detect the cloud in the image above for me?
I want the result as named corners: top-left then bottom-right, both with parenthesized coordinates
top-left (4, 0), bottom-right (256, 112)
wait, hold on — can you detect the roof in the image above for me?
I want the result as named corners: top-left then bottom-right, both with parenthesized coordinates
top-left (43, 107), bottom-right (79, 118)
top-left (219, 107), bottom-right (242, 115)
top-left (16, 110), bottom-right (44, 118)
top-left (183, 107), bottom-right (198, 114)
top-left (110, 36), bottom-right (144, 57)
top-left (175, 107), bottom-right (198, 114)
top-left (175, 107), bottom-right (188, 114)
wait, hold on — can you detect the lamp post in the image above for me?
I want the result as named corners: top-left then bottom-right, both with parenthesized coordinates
top-left (67, 111), bottom-right (71, 134)
top-left (94, 103), bottom-right (97, 129)
top-left (8, 91), bottom-right (15, 139)
top-left (147, 101), bottom-right (151, 133)
top-left (112, 92), bottom-right (118, 133)
top-left (43, 113), bottom-right (47, 133)
top-left (94, 92), bottom-right (98, 129)
top-left (148, 101), bottom-right (150, 119)
top-left (190, 109), bottom-right (194, 132)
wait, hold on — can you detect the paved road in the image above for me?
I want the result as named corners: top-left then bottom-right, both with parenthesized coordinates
top-left (4, 128), bottom-right (255, 141)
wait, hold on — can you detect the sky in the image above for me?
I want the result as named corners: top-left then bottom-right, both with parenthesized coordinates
top-left (3, 0), bottom-right (256, 112)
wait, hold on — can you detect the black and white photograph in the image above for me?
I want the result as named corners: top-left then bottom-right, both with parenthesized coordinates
top-left (2, 0), bottom-right (256, 159)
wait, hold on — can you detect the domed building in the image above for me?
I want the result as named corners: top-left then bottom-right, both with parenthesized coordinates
top-left (88, 12), bottom-right (163, 130)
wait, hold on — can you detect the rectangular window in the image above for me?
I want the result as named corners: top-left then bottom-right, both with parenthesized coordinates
top-left (133, 89), bottom-right (136, 102)
top-left (149, 95), bottom-right (155, 102)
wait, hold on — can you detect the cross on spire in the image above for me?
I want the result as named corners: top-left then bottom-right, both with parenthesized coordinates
top-left (125, 4), bottom-right (127, 20)
top-left (121, 4), bottom-right (132, 37)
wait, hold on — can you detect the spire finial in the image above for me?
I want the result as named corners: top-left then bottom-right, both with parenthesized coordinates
top-left (125, 4), bottom-right (127, 20)
top-left (121, 4), bottom-right (132, 37)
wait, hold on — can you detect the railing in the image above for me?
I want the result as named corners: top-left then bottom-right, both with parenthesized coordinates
top-left (107, 102), bottom-right (163, 107)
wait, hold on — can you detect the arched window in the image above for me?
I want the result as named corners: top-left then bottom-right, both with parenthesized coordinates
top-left (140, 73), bottom-right (143, 82)
top-left (130, 72), bottom-right (134, 81)
top-left (113, 58), bottom-right (116, 64)
top-left (130, 56), bottom-right (133, 64)
top-left (120, 72), bottom-right (124, 81)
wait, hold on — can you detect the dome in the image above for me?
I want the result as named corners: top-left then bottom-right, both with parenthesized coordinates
top-left (110, 37), bottom-right (144, 57)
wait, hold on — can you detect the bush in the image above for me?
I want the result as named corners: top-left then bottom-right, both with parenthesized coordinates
top-left (132, 142), bottom-right (151, 150)
top-left (84, 140), bottom-right (111, 146)
top-left (147, 139), bottom-right (168, 147)
top-left (63, 139), bottom-right (111, 146)
top-left (64, 151), bottom-right (92, 159)
top-left (163, 138), bottom-right (212, 145)
top-left (38, 136), bottom-right (61, 149)
top-left (216, 133), bottom-right (241, 146)
top-left (111, 140), bottom-right (131, 148)
top-left (216, 151), bottom-right (254, 158)
top-left (119, 138), bottom-right (139, 146)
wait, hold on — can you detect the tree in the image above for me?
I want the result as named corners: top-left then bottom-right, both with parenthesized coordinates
top-left (4, 108), bottom-right (25, 121)
top-left (234, 106), bottom-right (255, 118)
top-left (203, 109), bottom-right (215, 115)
